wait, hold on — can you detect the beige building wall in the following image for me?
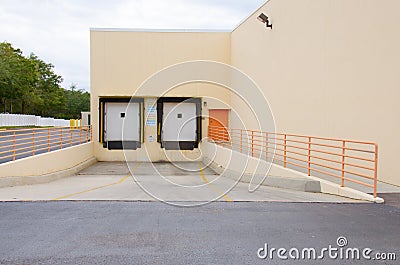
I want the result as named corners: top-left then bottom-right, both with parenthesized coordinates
top-left (90, 30), bottom-right (231, 162)
top-left (231, 0), bottom-right (400, 185)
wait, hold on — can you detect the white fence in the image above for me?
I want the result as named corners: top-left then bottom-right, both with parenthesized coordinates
top-left (0, 114), bottom-right (70, 127)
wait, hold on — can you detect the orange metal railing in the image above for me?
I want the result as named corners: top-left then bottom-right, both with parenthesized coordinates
top-left (0, 126), bottom-right (92, 163)
top-left (208, 126), bottom-right (378, 197)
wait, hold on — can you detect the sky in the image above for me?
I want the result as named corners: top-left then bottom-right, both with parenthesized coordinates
top-left (0, 0), bottom-right (266, 92)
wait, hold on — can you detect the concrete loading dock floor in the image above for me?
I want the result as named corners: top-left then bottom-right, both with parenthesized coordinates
top-left (0, 162), bottom-right (361, 203)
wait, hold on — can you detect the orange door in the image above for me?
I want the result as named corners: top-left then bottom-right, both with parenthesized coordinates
top-left (208, 109), bottom-right (229, 141)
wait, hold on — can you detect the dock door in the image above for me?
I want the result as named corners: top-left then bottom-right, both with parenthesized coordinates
top-left (157, 98), bottom-right (201, 150)
top-left (100, 98), bottom-right (143, 150)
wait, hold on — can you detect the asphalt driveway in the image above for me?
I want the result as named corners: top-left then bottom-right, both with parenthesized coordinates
top-left (0, 202), bottom-right (398, 264)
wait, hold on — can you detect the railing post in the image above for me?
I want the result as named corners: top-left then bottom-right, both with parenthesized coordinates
top-left (265, 132), bottom-right (268, 161)
top-left (341, 140), bottom-right (346, 187)
top-left (60, 127), bottom-right (63, 149)
top-left (32, 129), bottom-right (35, 156)
top-left (228, 129), bottom-right (232, 149)
top-left (13, 131), bottom-right (16, 161)
top-left (283, 134), bottom-right (287, 168)
top-left (80, 126), bottom-right (82, 144)
top-left (70, 128), bottom-right (73, 147)
top-left (251, 131), bottom-right (255, 157)
top-left (308, 137), bottom-right (311, 176)
top-left (374, 144), bottom-right (378, 198)
top-left (47, 128), bottom-right (50, 152)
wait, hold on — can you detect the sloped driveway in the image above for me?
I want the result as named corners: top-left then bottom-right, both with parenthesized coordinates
top-left (0, 162), bottom-right (360, 203)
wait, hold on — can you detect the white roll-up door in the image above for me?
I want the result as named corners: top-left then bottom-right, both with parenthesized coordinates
top-left (162, 102), bottom-right (197, 142)
top-left (104, 102), bottom-right (141, 149)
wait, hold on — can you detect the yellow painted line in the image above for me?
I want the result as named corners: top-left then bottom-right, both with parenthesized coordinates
top-left (198, 162), bottom-right (233, 202)
top-left (52, 162), bottom-right (142, 201)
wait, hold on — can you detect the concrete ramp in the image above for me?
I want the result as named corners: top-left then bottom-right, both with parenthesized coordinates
top-left (0, 162), bottom-right (359, 203)
top-left (205, 157), bottom-right (321, 193)
top-left (202, 141), bottom-right (383, 203)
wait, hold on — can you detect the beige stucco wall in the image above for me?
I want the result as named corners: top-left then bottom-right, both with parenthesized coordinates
top-left (90, 30), bottom-right (231, 161)
top-left (231, 0), bottom-right (400, 185)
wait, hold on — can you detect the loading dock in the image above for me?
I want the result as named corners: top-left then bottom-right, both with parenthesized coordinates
top-left (99, 98), bottom-right (144, 150)
top-left (157, 98), bottom-right (201, 150)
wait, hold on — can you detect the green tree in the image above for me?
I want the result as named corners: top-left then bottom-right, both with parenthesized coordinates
top-left (27, 53), bottom-right (65, 117)
top-left (0, 42), bottom-right (29, 113)
top-left (1, 41), bottom-right (90, 119)
top-left (62, 84), bottom-right (90, 119)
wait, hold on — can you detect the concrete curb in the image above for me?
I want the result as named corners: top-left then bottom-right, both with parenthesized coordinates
top-left (272, 163), bottom-right (384, 203)
top-left (204, 157), bottom-right (321, 193)
top-left (0, 157), bottom-right (97, 188)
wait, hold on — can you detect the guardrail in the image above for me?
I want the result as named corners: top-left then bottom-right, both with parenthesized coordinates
top-left (0, 126), bottom-right (92, 164)
top-left (208, 126), bottom-right (378, 197)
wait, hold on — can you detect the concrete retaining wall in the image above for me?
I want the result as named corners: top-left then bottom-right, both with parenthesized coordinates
top-left (0, 142), bottom-right (95, 187)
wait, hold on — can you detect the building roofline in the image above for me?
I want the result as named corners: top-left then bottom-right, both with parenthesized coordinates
top-left (91, 1), bottom-right (271, 34)
top-left (232, 0), bottom-right (271, 32)
top-left (90, 28), bottom-right (231, 33)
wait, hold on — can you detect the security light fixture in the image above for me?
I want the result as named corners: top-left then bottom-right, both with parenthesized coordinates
top-left (257, 13), bottom-right (268, 23)
top-left (257, 13), bottom-right (272, 29)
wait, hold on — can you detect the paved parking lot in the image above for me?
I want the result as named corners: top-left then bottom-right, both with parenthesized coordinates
top-left (0, 162), bottom-right (360, 203)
